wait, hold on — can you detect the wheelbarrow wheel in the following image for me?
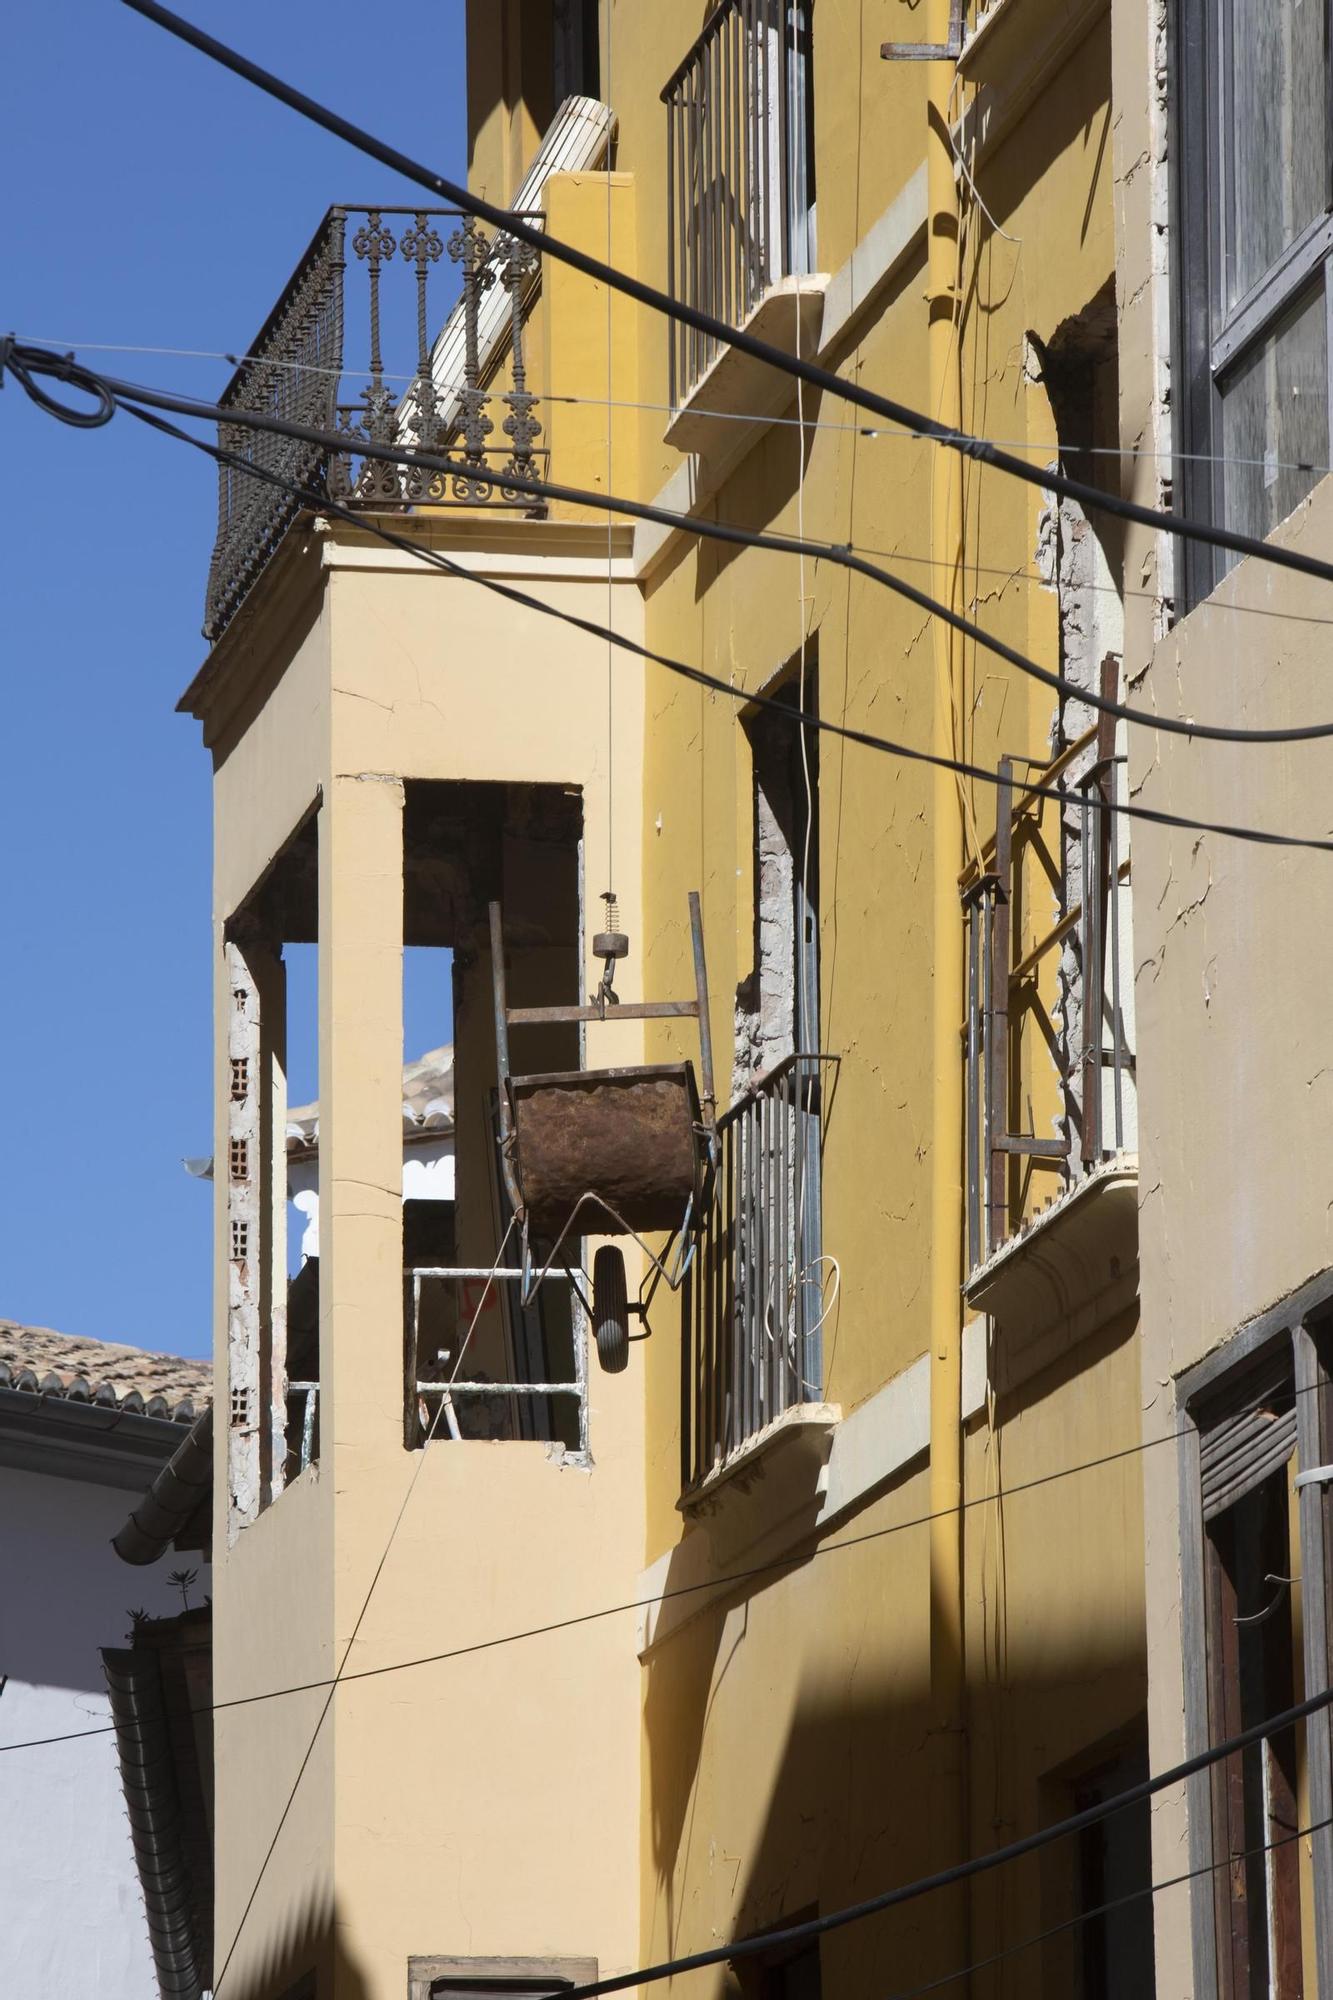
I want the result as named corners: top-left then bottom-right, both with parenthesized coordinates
top-left (593, 1246), bottom-right (630, 1374)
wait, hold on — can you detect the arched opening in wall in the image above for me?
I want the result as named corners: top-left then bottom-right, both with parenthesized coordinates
top-left (402, 778), bottom-right (584, 1453)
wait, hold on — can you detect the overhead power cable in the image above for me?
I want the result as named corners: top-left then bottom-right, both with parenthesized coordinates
top-left (120, 0), bottom-right (1333, 595)
top-left (6, 1338), bottom-right (1333, 1767)
top-left (889, 1811), bottom-right (1333, 2000)
top-left (29, 335), bottom-right (1333, 483)
top-left (5, 335), bottom-right (1331, 754)
top-left (95, 389), bottom-right (1333, 857)
top-left (552, 1681), bottom-right (1333, 2000)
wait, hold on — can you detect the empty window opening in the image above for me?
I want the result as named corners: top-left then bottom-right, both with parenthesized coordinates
top-left (402, 780), bottom-right (584, 1453)
top-left (1030, 288), bottom-right (1136, 1175)
top-left (736, 668), bottom-right (820, 1086)
top-left (684, 668), bottom-right (826, 1484)
top-left (279, 927), bottom-right (321, 1482)
top-left (731, 1911), bottom-right (822, 2000)
top-left (224, 807), bottom-right (319, 1531)
top-left (552, 0), bottom-right (600, 104)
top-left (1038, 1727), bottom-right (1155, 1998)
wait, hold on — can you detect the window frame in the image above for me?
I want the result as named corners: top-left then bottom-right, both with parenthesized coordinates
top-left (407, 1957), bottom-right (597, 2000)
top-left (1177, 1273), bottom-right (1333, 1994)
top-left (662, 0), bottom-right (817, 405)
top-left (1172, 0), bottom-right (1333, 606)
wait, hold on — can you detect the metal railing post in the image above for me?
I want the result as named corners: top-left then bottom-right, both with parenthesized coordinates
top-left (987, 762), bottom-right (1014, 1254)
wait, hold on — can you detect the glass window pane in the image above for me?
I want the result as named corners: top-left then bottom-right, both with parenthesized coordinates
top-left (1221, 279), bottom-right (1328, 542)
top-left (1226, 0), bottom-right (1327, 307)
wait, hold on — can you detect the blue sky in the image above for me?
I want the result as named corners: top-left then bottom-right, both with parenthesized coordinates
top-left (1, 2), bottom-right (467, 1358)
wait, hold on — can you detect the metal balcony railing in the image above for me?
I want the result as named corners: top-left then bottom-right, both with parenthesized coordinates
top-left (205, 205), bottom-right (547, 641)
top-left (682, 1050), bottom-right (837, 1489)
top-left (662, 0), bottom-right (816, 405)
top-left (962, 723), bottom-right (1136, 1273)
top-left (405, 1265), bottom-right (585, 1451)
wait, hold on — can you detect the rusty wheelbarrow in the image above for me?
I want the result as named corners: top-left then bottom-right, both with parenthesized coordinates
top-left (489, 892), bottom-right (716, 1373)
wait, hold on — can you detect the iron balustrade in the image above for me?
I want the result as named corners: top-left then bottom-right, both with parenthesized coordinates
top-left (962, 731), bottom-right (1136, 1274)
top-left (682, 1050), bottom-right (836, 1490)
top-left (205, 205), bottom-right (547, 642)
top-left (662, 0), bottom-right (817, 406)
top-left (406, 1265), bottom-right (586, 1452)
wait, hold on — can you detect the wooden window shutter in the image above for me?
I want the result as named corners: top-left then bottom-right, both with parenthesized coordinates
top-left (1198, 1344), bottom-right (1297, 1521)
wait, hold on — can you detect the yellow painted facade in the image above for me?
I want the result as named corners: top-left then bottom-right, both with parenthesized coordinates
top-left (185, 0), bottom-right (1333, 1994)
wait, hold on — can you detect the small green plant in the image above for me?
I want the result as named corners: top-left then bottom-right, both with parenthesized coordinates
top-left (168, 1568), bottom-right (198, 1613)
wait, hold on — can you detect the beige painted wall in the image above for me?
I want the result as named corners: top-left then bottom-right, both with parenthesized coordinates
top-left (1129, 474), bottom-right (1333, 1993)
top-left (193, 4), bottom-right (1160, 1992)
top-left (199, 518), bottom-right (649, 2000)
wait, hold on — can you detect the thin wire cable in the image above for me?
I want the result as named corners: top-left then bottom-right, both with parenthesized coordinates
top-left (100, 387), bottom-right (1333, 857)
top-left (9, 1358), bottom-right (1333, 1765)
top-left (12, 339), bottom-right (1331, 751)
top-left (557, 1677), bottom-right (1333, 2000)
top-left (946, 69), bottom-right (1021, 249)
top-left (113, 0), bottom-right (1333, 593)
top-left (210, 1218), bottom-right (515, 1996)
top-left (605, 0), bottom-right (615, 902)
top-left (888, 1811), bottom-right (1333, 2000)
top-left (30, 333), bottom-right (1333, 629)
top-left (23, 334), bottom-right (1333, 482)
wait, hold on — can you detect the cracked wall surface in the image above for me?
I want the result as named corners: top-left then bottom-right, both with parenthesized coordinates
top-left (1121, 2), bottom-right (1333, 1960)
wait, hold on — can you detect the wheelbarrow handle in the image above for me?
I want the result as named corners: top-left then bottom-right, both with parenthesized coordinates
top-left (488, 900), bottom-right (512, 1126)
top-left (689, 890), bottom-right (716, 1126)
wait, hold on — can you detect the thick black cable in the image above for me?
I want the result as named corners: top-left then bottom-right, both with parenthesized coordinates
top-left (21, 337), bottom-right (1333, 749)
top-left (121, 0), bottom-right (1333, 593)
top-left (0, 1373), bottom-right (1319, 1760)
top-left (9, 377), bottom-right (1333, 1978)
top-left (0, 334), bottom-right (115, 427)
top-left (888, 1812), bottom-right (1333, 2000)
top-left (555, 1681), bottom-right (1333, 2000)
top-left (101, 388), bottom-right (1333, 856)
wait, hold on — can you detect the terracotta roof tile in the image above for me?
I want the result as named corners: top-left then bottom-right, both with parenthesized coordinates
top-left (0, 1322), bottom-right (209, 1424)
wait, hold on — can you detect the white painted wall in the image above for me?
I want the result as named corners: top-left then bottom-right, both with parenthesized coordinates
top-left (0, 1463), bottom-right (209, 1999)
top-left (287, 1133), bottom-right (455, 1260)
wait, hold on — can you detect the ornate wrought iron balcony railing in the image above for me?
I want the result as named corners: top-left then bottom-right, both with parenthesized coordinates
top-left (205, 205), bottom-right (546, 642)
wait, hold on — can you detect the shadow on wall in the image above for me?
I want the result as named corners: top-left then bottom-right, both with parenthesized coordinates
top-left (0, 1464), bottom-right (202, 1694)
top-left (217, 1879), bottom-right (373, 2000)
top-left (644, 1595), bottom-right (945, 1998)
top-left (642, 1429), bottom-right (1149, 1999)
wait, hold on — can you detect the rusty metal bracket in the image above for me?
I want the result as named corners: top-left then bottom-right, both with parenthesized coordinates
top-left (881, 0), bottom-right (963, 60)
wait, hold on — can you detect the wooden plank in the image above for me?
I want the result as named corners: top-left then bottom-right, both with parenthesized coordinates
top-left (507, 999), bottom-right (699, 1025)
